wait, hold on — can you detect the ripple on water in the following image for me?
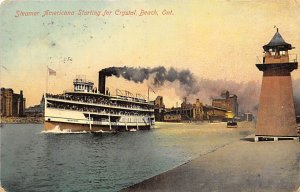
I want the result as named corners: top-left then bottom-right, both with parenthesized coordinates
top-left (1, 122), bottom-right (255, 192)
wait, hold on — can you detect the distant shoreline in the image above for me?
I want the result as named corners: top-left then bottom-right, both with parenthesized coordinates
top-left (1, 117), bottom-right (44, 124)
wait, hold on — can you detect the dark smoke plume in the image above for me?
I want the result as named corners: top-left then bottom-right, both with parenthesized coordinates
top-left (101, 66), bottom-right (263, 113)
top-left (101, 66), bottom-right (200, 94)
top-left (101, 66), bottom-right (300, 115)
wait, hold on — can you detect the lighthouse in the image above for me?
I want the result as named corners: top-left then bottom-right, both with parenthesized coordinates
top-left (255, 29), bottom-right (299, 141)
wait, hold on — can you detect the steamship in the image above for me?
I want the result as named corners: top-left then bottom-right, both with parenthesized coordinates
top-left (44, 71), bottom-right (155, 132)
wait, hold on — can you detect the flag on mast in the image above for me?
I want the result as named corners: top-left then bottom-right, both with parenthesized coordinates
top-left (48, 67), bottom-right (56, 76)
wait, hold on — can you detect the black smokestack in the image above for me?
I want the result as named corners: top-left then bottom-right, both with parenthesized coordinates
top-left (19, 90), bottom-right (24, 116)
top-left (98, 70), bottom-right (106, 94)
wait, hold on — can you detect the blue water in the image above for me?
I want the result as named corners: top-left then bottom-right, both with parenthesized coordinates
top-left (0, 123), bottom-right (253, 192)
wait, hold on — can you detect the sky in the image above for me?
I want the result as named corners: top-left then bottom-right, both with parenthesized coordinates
top-left (1, 0), bottom-right (300, 108)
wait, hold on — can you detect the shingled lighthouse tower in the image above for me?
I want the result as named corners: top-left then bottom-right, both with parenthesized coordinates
top-left (255, 29), bottom-right (298, 141)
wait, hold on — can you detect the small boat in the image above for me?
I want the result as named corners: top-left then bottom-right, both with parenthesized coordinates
top-left (225, 111), bottom-right (237, 128)
top-left (227, 120), bottom-right (237, 128)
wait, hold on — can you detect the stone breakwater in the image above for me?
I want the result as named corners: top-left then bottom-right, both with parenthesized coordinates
top-left (1, 117), bottom-right (44, 124)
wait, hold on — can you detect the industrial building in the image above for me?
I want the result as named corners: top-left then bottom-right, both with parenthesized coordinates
top-left (193, 99), bottom-right (204, 120)
top-left (0, 88), bottom-right (26, 117)
top-left (180, 97), bottom-right (194, 121)
top-left (212, 90), bottom-right (238, 116)
top-left (154, 93), bottom-right (237, 122)
top-left (204, 105), bottom-right (228, 122)
top-left (161, 97), bottom-right (198, 122)
top-left (154, 96), bottom-right (165, 121)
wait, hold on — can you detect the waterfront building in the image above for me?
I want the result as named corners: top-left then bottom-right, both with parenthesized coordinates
top-left (203, 105), bottom-right (227, 122)
top-left (154, 96), bottom-right (165, 121)
top-left (164, 112), bottom-right (181, 122)
top-left (163, 107), bottom-right (181, 122)
top-left (212, 90), bottom-right (238, 116)
top-left (160, 96), bottom-right (237, 123)
top-left (181, 97), bottom-right (193, 121)
top-left (193, 99), bottom-right (204, 120)
top-left (0, 88), bottom-right (25, 117)
top-left (255, 29), bottom-right (298, 139)
top-left (154, 96), bottom-right (165, 108)
top-left (25, 96), bottom-right (44, 117)
top-left (163, 98), bottom-right (205, 122)
top-left (1, 88), bottom-right (13, 116)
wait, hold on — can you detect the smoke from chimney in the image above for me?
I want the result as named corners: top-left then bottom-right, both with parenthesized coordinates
top-left (100, 66), bottom-right (200, 94)
top-left (100, 66), bottom-right (262, 113)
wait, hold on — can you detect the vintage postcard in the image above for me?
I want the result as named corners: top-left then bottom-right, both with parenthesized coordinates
top-left (0, 0), bottom-right (300, 192)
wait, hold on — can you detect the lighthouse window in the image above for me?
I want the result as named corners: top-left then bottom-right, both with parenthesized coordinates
top-left (280, 51), bottom-right (286, 56)
top-left (268, 49), bottom-right (275, 56)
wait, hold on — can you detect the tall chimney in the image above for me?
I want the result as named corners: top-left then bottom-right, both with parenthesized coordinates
top-left (19, 90), bottom-right (24, 116)
top-left (98, 70), bottom-right (106, 94)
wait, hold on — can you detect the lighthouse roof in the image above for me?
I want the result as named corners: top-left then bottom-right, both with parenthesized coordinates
top-left (263, 29), bottom-right (292, 51)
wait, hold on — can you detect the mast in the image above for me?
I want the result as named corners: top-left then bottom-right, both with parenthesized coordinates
top-left (148, 86), bottom-right (156, 102)
top-left (46, 66), bottom-right (49, 94)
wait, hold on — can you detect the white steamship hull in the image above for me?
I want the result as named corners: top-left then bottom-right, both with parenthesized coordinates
top-left (44, 72), bottom-right (155, 133)
top-left (44, 108), bottom-right (153, 132)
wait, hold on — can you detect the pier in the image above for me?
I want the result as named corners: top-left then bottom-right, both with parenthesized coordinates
top-left (123, 134), bottom-right (300, 192)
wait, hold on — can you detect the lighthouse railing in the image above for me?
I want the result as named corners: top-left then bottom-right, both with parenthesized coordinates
top-left (257, 54), bottom-right (297, 64)
top-left (289, 54), bottom-right (297, 62)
